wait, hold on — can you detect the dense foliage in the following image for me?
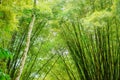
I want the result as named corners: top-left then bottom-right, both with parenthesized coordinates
top-left (0, 0), bottom-right (120, 80)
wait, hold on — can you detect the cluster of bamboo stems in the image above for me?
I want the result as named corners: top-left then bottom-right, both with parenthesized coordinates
top-left (61, 19), bottom-right (120, 80)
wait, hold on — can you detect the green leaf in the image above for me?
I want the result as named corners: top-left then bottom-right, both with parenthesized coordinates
top-left (0, 70), bottom-right (11, 80)
top-left (0, 48), bottom-right (12, 59)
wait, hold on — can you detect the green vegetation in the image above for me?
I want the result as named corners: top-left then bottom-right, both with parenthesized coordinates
top-left (0, 48), bottom-right (11, 80)
top-left (0, 0), bottom-right (120, 80)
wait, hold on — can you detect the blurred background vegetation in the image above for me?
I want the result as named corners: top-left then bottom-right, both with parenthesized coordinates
top-left (0, 0), bottom-right (120, 80)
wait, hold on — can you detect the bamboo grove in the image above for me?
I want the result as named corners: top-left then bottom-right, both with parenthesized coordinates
top-left (0, 0), bottom-right (120, 80)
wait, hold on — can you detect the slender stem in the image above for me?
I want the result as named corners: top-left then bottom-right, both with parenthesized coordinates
top-left (14, 14), bottom-right (35, 80)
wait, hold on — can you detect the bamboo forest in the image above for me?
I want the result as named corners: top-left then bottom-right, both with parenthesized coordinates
top-left (0, 0), bottom-right (120, 80)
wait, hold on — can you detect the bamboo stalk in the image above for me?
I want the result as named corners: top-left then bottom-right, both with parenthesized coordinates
top-left (14, 14), bottom-right (35, 80)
